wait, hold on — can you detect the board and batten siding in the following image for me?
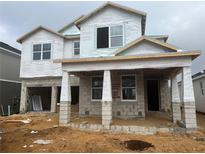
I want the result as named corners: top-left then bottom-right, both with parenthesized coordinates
top-left (20, 29), bottom-right (64, 78)
top-left (79, 6), bottom-right (142, 57)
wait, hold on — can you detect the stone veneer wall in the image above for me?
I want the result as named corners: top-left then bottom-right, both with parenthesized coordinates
top-left (79, 71), bottom-right (145, 119)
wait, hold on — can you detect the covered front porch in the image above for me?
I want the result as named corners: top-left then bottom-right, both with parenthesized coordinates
top-left (58, 52), bottom-right (199, 131)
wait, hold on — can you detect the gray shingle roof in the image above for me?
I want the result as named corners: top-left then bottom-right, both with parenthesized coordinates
top-left (0, 41), bottom-right (21, 54)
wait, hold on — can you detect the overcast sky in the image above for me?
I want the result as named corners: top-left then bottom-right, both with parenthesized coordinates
top-left (0, 1), bottom-right (205, 74)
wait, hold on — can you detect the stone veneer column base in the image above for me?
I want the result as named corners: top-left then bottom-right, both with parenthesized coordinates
top-left (172, 102), bottom-right (181, 124)
top-left (183, 102), bottom-right (197, 129)
top-left (102, 101), bottom-right (112, 129)
top-left (59, 101), bottom-right (71, 125)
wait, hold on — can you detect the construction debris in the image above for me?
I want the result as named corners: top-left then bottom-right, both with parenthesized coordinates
top-left (33, 139), bottom-right (53, 145)
top-left (29, 145), bottom-right (34, 148)
top-left (47, 118), bottom-right (52, 122)
top-left (30, 130), bottom-right (38, 134)
top-left (22, 145), bottom-right (27, 148)
top-left (5, 119), bottom-right (32, 124)
top-left (31, 95), bottom-right (43, 111)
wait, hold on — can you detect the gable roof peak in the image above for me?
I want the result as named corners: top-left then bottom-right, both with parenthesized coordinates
top-left (17, 25), bottom-right (66, 43)
top-left (75, 1), bottom-right (146, 35)
top-left (114, 36), bottom-right (179, 56)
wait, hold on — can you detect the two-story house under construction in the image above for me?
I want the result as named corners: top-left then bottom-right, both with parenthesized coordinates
top-left (17, 2), bottom-right (201, 131)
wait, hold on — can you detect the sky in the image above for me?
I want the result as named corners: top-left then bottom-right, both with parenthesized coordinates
top-left (0, 1), bottom-right (205, 74)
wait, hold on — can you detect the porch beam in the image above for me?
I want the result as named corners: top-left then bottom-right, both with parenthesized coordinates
top-left (102, 70), bottom-right (112, 128)
top-left (62, 56), bottom-right (192, 72)
top-left (59, 71), bottom-right (71, 125)
top-left (171, 75), bottom-right (181, 123)
top-left (181, 66), bottom-right (197, 129)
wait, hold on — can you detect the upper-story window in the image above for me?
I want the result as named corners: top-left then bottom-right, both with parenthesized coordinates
top-left (33, 43), bottom-right (51, 60)
top-left (97, 25), bottom-right (123, 49)
top-left (73, 41), bottom-right (80, 56)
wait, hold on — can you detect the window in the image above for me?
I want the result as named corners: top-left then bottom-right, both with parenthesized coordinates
top-left (97, 27), bottom-right (109, 48)
top-left (121, 75), bottom-right (136, 100)
top-left (33, 44), bottom-right (41, 60)
top-left (200, 81), bottom-right (204, 96)
top-left (92, 76), bottom-right (103, 100)
top-left (33, 43), bottom-right (51, 60)
top-left (97, 25), bottom-right (123, 49)
top-left (110, 25), bottom-right (123, 47)
top-left (73, 41), bottom-right (80, 56)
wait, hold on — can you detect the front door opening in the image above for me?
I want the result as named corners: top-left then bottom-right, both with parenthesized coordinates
top-left (147, 80), bottom-right (159, 111)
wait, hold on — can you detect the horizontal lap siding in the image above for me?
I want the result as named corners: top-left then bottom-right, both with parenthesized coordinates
top-left (20, 29), bottom-right (64, 78)
top-left (80, 6), bottom-right (142, 57)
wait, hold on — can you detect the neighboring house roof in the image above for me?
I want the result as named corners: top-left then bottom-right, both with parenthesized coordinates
top-left (192, 70), bottom-right (205, 80)
top-left (58, 15), bottom-right (84, 33)
top-left (0, 41), bottom-right (21, 55)
top-left (114, 36), bottom-right (178, 56)
top-left (17, 26), bottom-right (79, 43)
top-left (74, 1), bottom-right (147, 35)
top-left (56, 51), bottom-right (201, 64)
top-left (146, 35), bottom-right (169, 42)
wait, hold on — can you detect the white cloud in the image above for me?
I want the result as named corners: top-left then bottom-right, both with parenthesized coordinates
top-left (0, 21), bottom-right (20, 49)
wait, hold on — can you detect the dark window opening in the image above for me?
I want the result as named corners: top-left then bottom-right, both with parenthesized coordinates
top-left (147, 80), bottom-right (159, 111)
top-left (97, 27), bottom-right (109, 49)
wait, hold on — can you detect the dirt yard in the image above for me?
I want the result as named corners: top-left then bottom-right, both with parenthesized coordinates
top-left (0, 113), bottom-right (205, 153)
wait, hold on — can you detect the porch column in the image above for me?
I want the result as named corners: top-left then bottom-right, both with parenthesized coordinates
top-left (171, 75), bottom-right (181, 124)
top-left (59, 71), bottom-right (71, 125)
top-left (102, 70), bottom-right (112, 128)
top-left (182, 66), bottom-right (197, 129)
top-left (51, 86), bottom-right (57, 113)
top-left (20, 81), bottom-right (28, 113)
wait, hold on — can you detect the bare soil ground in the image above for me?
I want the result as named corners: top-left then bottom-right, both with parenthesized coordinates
top-left (0, 113), bottom-right (205, 153)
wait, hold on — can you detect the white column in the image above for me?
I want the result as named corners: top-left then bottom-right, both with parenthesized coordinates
top-left (59, 71), bottom-right (71, 125)
top-left (50, 86), bottom-right (57, 113)
top-left (102, 70), bottom-right (112, 128)
top-left (171, 75), bottom-right (181, 123)
top-left (182, 66), bottom-right (197, 129)
top-left (20, 81), bottom-right (28, 113)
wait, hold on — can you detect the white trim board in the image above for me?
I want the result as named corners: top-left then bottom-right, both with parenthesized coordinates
top-left (0, 78), bottom-right (21, 84)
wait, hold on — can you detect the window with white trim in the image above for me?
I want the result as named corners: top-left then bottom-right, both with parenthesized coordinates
top-left (121, 75), bottom-right (136, 100)
top-left (73, 41), bottom-right (80, 56)
top-left (97, 25), bottom-right (123, 49)
top-left (110, 25), bottom-right (123, 47)
top-left (200, 81), bottom-right (204, 96)
top-left (92, 76), bottom-right (103, 100)
top-left (33, 43), bottom-right (51, 60)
